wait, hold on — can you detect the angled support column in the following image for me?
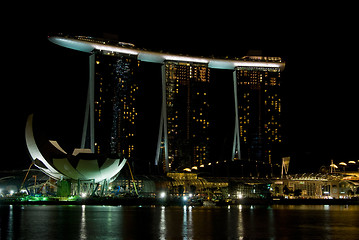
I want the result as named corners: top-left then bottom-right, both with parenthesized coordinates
top-left (232, 69), bottom-right (241, 161)
top-left (155, 64), bottom-right (169, 172)
top-left (81, 54), bottom-right (95, 153)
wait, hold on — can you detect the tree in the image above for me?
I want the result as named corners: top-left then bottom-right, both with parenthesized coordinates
top-left (283, 185), bottom-right (289, 195)
top-left (178, 185), bottom-right (184, 195)
top-left (57, 180), bottom-right (71, 197)
top-left (189, 185), bottom-right (196, 194)
top-left (294, 189), bottom-right (302, 197)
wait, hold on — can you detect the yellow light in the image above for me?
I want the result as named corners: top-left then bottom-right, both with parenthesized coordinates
top-left (330, 164), bottom-right (338, 169)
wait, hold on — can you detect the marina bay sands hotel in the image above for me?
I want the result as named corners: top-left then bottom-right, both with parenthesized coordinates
top-left (49, 35), bottom-right (285, 173)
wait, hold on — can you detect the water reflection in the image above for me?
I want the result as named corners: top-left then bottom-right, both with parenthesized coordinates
top-left (182, 206), bottom-right (193, 239)
top-left (227, 205), bottom-right (245, 239)
top-left (1, 205), bottom-right (359, 239)
top-left (159, 206), bottom-right (166, 240)
top-left (237, 205), bottom-right (244, 239)
top-left (8, 205), bottom-right (13, 240)
top-left (80, 205), bottom-right (86, 240)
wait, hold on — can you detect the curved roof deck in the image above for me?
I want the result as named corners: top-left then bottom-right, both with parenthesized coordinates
top-left (48, 35), bottom-right (285, 71)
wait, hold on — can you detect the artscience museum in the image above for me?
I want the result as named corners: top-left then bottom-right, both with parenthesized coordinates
top-left (25, 114), bottom-right (127, 195)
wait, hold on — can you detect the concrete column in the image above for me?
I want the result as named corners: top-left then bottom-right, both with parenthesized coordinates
top-left (155, 64), bottom-right (169, 172)
top-left (232, 69), bottom-right (241, 161)
top-left (81, 54), bottom-right (95, 153)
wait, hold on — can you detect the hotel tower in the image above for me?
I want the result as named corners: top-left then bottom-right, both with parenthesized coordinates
top-left (49, 35), bottom-right (285, 173)
top-left (155, 61), bottom-right (211, 172)
top-left (80, 44), bottom-right (139, 161)
top-left (232, 56), bottom-right (283, 165)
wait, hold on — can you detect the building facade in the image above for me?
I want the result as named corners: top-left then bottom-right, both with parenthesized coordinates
top-left (156, 61), bottom-right (211, 172)
top-left (49, 35), bottom-right (286, 175)
top-left (233, 56), bottom-right (283, 165)
top-left (82, 50), bottom-right (139, 160)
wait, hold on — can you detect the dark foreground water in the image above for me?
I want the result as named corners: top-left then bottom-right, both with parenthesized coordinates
top-left (1, 205), bottom-right (359, 239)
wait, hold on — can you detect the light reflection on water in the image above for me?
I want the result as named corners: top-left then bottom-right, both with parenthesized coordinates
top-left (159, 206), bottom-right (166, 240)
top-left (1, 205), bottom-right (359, 239)
top-left (80, 205), bottom-right (86, 240)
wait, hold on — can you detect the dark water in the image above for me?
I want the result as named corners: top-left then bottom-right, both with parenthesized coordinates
top-left (1, 204), bottom-right (359, 239)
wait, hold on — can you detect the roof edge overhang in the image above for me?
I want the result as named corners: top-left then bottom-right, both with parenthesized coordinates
top-left (48, 36), bottom-right (285, 71)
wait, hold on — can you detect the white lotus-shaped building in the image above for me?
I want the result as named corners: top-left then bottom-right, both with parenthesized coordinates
top-left (25, 114), bottom-right (126, 183)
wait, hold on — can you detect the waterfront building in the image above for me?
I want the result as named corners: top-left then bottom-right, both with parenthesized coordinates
top-left (232, 55), bottom-right (283, 166)
top-left (271, 173), bottom-right (359, 199)
top-left (49, 35), bottom-right (285, 173)
top-left (155, 61), bottom-right (211, 172)
top-left (86, 51), bottom-right (139, 159)
top-left (25, 114), bottom-right (127, 195)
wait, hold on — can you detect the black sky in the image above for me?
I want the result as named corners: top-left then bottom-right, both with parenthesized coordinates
top-left (8, 4), bottom-right (358, 172)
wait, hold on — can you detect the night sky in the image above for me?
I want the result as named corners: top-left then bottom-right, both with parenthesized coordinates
top-left (9, 4), bottom-right (358, 173)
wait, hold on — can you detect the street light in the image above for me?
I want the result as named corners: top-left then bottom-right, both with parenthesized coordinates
top-left (339, 162), bottom-right (347, 173)
top-left (160, 192), bottom-right (166, 199)
top-left (330, 159), bottom-right (338, 173)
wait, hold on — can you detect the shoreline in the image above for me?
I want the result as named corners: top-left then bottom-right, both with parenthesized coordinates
top-left (1, 197), bottom-right (359, 206)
